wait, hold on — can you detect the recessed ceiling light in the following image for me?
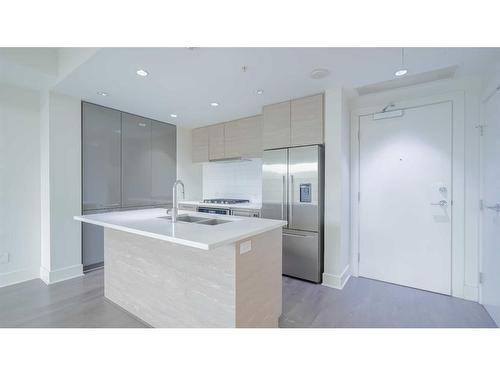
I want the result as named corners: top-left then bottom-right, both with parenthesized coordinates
top-left (210, 102), bottom-right (219, 107)
top-left (394, 69), bottom-right (408, 77)
top-left (310, 68), bottom-right (329, 79)
top-left (256, 89), bottom-right (264, 95)
top-left (97, 91), bottom-right (108, 96)
top-left (170, 114), bottom-right (178, 118)
top-left (136, 69), bottom-right (148, 77)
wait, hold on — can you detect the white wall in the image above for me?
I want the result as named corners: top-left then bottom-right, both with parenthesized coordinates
top-left (349, 76), bottom-right (483, 301)
top-left (0, 83), bottom-right (41, 287)
top-left (176, 127), bottom-right (202, 201)
top-left (40, 91), bottom-right (83, 284)
top-left (322, 88), bottom-right (352, 289)
top-left (202, 159), bottom-right (262, 203)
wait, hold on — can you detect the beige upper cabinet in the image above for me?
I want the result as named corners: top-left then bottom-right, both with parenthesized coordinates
top-left (262, 101), bottom-right (291, 150)
top-left (224, 115), bottom-right (262, 158)
top-left (192, 93), bottom-right (323, 163)
top-left (208, 123), bottom-right (225, 160)
top-left (192, 127), bottom-right (209, 162)
top-left (290, 94), bottom-right (324, 147)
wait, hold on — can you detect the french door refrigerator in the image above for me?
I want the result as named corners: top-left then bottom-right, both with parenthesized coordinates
top-left (262, 145), bottom-right (324, 283)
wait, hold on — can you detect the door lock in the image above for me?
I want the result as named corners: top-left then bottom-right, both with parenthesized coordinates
top-left (430, 200), bottom-right (448, 207)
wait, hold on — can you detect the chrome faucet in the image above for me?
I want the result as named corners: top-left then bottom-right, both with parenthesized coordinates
top-left (170, 180), bottom-right (185, 223)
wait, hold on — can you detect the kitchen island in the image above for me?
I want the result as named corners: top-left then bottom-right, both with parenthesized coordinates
top-left (74, 208), bottom-right (286, 328)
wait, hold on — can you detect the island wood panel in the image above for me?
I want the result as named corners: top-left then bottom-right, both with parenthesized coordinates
top-left (104, 228), bottom-right (236, 328)
top-left (191, 127), bottom-right (209, 162)
top-left (224, 115), bottom-right (262, 158)
top-left (208, 123), bottom-right (225, 160)
top-left (104, 227), bottom-right (283, 328)
top-left (262, 101), bottom-right (291, 150)
top-left (290, 94), bottom-right (324, 146)
top-left (235, 228), bottom-right (282, 327)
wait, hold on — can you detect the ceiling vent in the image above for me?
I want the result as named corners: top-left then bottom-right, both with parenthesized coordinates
top-left (356, 66), bottom-right (457, 96)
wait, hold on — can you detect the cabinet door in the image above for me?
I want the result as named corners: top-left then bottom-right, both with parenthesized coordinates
top-left (208, 123), bottom-right (225, 160)
top-left (263, 101), bottom-right (291, 150)
top-left (192, 127), bottom-right (209, 162)
top-left (151, 121), bottom-right (176, 206)
top-left (232, 209), bottom-right (260, 217)
top-left (121, 113), bottom-right (152, 207)
top-left (291, 94), bottom-right (324, 146)
top-left (82, 102), bottom-right (122, 210)
top-left (225, 115), bottom-right (262, 158)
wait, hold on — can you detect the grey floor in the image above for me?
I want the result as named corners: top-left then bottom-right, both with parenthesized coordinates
top-left (0, 269), bottom-right (496, 328)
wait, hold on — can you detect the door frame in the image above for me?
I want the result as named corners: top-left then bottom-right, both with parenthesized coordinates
top-left (350, 91), bottom-right (466, 298)
top-left (478, 83), bottom-right (500, 305)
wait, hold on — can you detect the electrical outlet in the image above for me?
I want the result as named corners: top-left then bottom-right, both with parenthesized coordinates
top-left (0, 252), bottom-right (9, 264)
top-left (239, 241), bottom-right (252, 255)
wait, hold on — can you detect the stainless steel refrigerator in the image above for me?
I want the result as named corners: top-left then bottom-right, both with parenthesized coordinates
top-left (262, 145), bottom-right (324, 283)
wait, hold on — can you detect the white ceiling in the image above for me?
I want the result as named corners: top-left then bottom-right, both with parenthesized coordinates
top-left (53, 47), bottom-right (500, 128)
top-left (0, 48), bottom-right (59, 90)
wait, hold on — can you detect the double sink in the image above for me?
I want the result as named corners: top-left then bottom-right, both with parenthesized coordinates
top-left (160, 215), bottom-right (230, 226)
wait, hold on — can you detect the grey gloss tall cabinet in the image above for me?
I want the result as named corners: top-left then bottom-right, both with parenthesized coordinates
top-left (82, 102), bottom-right (177, 270)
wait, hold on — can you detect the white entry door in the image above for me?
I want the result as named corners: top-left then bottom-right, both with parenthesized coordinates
top-left (359, 101), bottom-right (452, 294)
top-left (480, 91), bottom-right (500, 325)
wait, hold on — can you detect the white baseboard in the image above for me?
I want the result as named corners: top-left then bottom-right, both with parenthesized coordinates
top-left (40, 264), bottom-right (83, 285)
top-left (0, 266), bottom-right (40, 288)
top-left (322, 265), bottom-right (351, 290)
top-left (463, 284), bottom-right (479, 302)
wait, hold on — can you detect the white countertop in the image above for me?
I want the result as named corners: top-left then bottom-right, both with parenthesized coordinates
top-left (179, 200), bottom-right (262, 210)
top-left (74, 208), bottom-right (285, 250)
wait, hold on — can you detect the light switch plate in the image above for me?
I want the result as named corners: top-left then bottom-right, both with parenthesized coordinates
top-left (0, 252), bottom-right (9, 264)
top-left (239, 240), bottom-right (252, 254)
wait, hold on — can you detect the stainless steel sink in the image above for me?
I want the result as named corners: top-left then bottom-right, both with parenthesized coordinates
top-left (175, 215), bottom-right (207, 223)
top-left (196, 218), bottom-right (231, 226)
top-left (159, 215), bottom-right (230, 225)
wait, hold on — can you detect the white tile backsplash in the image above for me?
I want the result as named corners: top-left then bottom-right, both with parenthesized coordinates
top-left (202, 159), bottom-right (262, 203)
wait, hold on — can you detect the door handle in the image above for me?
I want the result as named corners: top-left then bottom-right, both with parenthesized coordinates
top-left (281, 175), bottom-right (285, 220)
top-left (289, 175), bottom-right (294, 226)
top-left (284, 232), bottom-right (312, 238)
top-left (486, 203), bottom-right (500, 212)
top-left (430, 200), bottom-right (448, 207)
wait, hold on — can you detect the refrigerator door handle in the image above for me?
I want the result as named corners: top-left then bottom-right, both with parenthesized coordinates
top-left (281, 175), bottom-right (286, 221)
top-left (289, 174), bottom-right (294, 227)
top-left (284, 232), bottom-right (312, 238)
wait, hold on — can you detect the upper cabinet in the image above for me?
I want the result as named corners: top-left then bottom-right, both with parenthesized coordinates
top-left (291, 94), bottom-right (324, 147)
top-left (208, 123), bottom-right (225, 160)
top-left (192, 127), bottom-right (209, 162)
top-left (262, 94), bottom-right (324, 150)
top-left (151, 121), bottom-right (177, 206)
top-left (192, 115), bottom-right (262, 162)
top-left (82, 102), bottom-right (122, 210)
top-left (224, 115), bottom-right (262, 158)
top-left (121, 113), bottom-right (153, 208)
top-left (190, 93), bottom-right (323, 162)
top-left (82, 102), bottom-right (177, 210)
top-left (262, 101), bottom-right (291, 150)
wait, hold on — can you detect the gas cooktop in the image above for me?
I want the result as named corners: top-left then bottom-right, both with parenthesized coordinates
top-left (202, 199), bottom-right (250, 204)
